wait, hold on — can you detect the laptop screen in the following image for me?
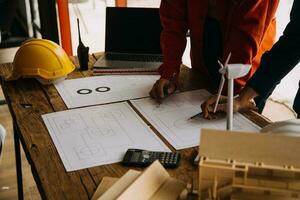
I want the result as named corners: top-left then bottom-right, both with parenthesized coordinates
top-left (105, 7), bottom-right (162, 54)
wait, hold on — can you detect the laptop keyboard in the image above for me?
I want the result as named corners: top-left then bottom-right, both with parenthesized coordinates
top-left (106, 53), bottom-right (163, 62)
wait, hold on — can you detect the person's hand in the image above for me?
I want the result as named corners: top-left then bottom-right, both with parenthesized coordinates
top-left (201, 95), bottom-right (257, 120)
top-left (149, 78), bottom-right (177, 103)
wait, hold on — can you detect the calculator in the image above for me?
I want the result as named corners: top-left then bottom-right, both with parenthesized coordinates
top-left (122, 149), bottom-right (181, 168)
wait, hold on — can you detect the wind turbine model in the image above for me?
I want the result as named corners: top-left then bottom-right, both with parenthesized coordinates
top-left (214, 53), bottom-right (251, 130)
top-left (193, 57), bottom-right (251, 164)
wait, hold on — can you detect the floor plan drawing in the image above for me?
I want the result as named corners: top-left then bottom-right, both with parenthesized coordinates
top-left (42, 102), bottom-right (169, 171)
top-left (131, 90), bottom-right (261, 150)
top-left (54, 75), bottom-right (159, 108)
top-left (74, 143), bottom-right (106, 160)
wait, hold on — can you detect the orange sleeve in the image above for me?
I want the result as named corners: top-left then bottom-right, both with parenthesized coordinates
top-left (222, 0), bottom-right (279, 91)
top-left (159, 0), bottom-right (188, 80)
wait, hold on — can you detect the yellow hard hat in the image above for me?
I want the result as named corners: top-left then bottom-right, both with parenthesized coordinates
top-left (6, 39), bottom-right (75, 84)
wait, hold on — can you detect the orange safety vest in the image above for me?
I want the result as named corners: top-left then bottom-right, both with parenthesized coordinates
top-left (158, 0), bottom-right (279, 92)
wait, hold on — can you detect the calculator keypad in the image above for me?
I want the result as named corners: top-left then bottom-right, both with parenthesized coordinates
top-left (122, 149), bottom-right (181, 168)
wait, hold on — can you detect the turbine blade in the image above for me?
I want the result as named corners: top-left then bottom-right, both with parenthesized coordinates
top-left (217, 60), bottom-right (224, 69)
top-left (213, 76), bottom-right (225, 113)
top-left (224, 52), bottom-right (232, 68)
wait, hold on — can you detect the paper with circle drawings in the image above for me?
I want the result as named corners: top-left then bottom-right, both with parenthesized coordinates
top-left (42, 102), bottom-right (170, 171)
top-left (54, 75), bottom-right (160, 108)
top-left (130, 89), bottom-right (261, 150)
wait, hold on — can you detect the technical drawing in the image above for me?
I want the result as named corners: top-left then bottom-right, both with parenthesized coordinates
top-left (54, 75), bottom-right (159, 108)
top-left (95, 86), bottom-right (110, 93)
top-left (171, 114), bottom-right (256, 131)
top-left (53, 114), bottom-right (86, 134)
top-left (111, 110), bottom-right (127, 120)
top-left (94, 110), bottom-right (127, 122)
top-left (173, 117), bottom-right (202, 129)
top-left (77, 88), bottom-right (92, 95)
top-left (42, 102), bottom-right (169, 171)
top-left (99, 126), bottom-right (116, 136)
top-left (74, 143), bottom-right (105, 160)
top-left (131, 90), bottom-right (260, 150)
top-left (151, 103), bottom-right (174, 112)
top-left (151, 99), bottom-right (186, 113)
top-left (86, 126), bottom-right (116, 140)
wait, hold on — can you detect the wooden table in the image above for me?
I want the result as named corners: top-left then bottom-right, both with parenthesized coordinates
top-left (0, 53), bottom-right (270, 200)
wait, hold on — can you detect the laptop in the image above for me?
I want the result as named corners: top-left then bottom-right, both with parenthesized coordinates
top-left (93, 7), bottom-right (163, 71)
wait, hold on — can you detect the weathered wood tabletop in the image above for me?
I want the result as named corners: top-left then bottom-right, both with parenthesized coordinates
top-left (0, 53), bottom-right (270, 200)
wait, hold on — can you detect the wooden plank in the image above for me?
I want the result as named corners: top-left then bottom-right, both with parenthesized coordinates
top-left (241, 110), bottom-right (270, 128)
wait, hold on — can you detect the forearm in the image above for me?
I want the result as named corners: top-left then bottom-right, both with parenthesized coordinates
top-left (159, 0), bottom-right (188, 79)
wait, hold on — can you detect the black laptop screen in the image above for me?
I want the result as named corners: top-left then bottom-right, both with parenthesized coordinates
top-left (105, 7), bottom-right (162, 54)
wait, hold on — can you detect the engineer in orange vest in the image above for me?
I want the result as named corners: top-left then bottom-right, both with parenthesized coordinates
top-left (201, 0), bottom-right (300, 119)
top-left (150, 0), bottom-right (279, 103)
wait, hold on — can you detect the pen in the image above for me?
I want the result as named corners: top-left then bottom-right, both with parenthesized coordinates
top-left (188, 112), bottom-right (202, 120)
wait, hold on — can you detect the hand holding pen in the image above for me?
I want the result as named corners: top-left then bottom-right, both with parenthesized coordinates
top-left (188, 95), bottom-right (227, 120)
top-left (188, 53), bottom-right (232, 120)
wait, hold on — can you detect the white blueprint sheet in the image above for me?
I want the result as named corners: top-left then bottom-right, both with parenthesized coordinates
top-left (131, 90), bottom-right (261, 150)
top-left (42, 102), bottom-right (169, 171)
top-left (55, 75), bottom-right (159, 108)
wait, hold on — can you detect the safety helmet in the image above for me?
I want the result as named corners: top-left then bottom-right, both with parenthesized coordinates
top-left (6, 39), bottom-right (75, 84)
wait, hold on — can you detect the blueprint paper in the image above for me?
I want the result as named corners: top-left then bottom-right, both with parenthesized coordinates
top-left (131, 90), bottom-right (261, 150)
top-left (42, 102), bottom-right (169, 171)
top-left (54, 75), bottom-right (159, 108)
